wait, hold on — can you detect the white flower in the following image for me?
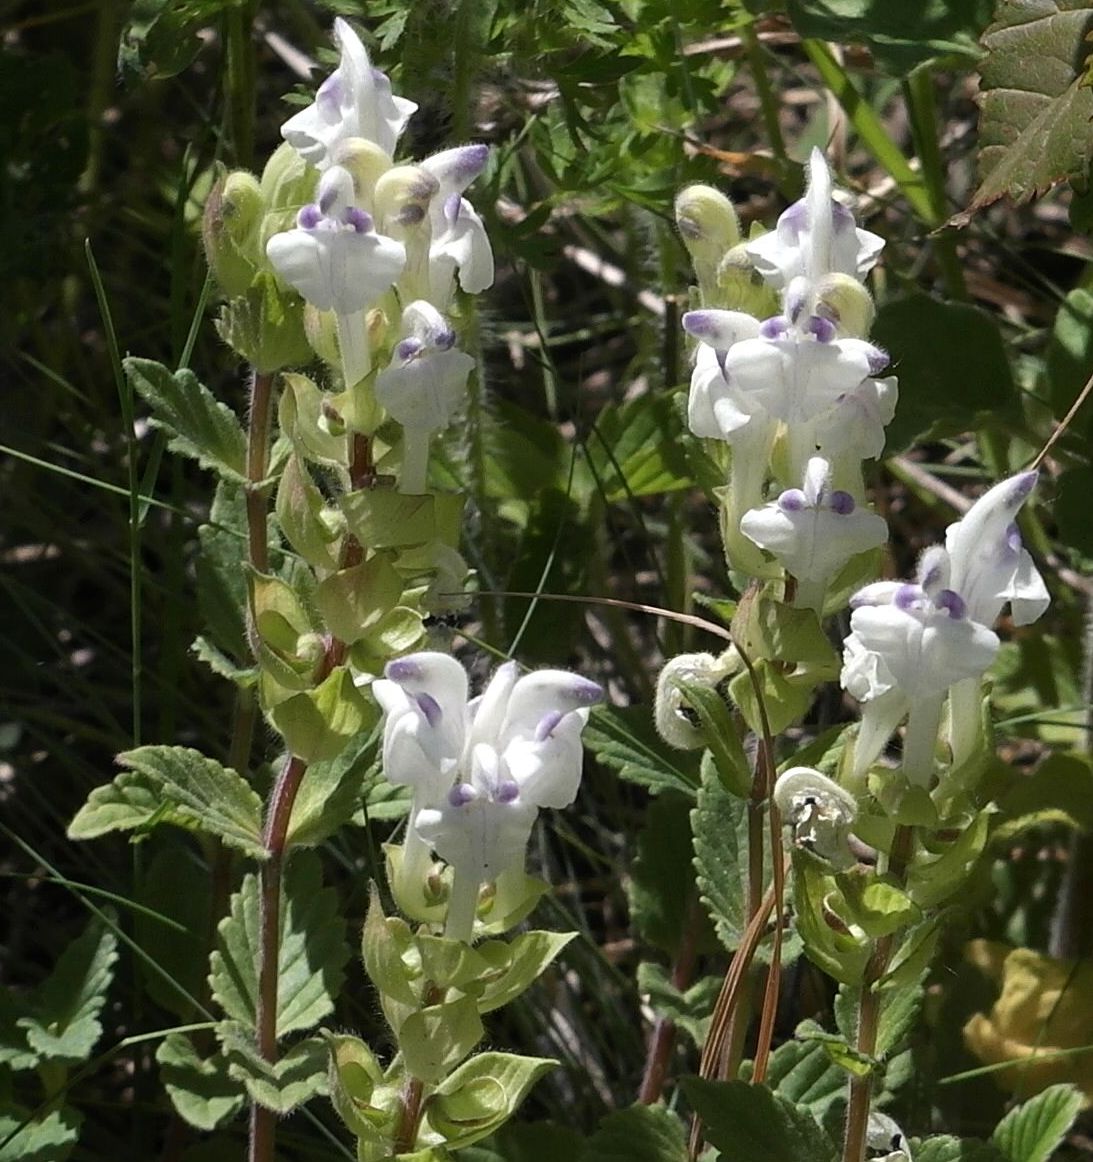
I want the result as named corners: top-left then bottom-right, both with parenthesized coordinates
top-left (945, 470), bottom-right (1049, 628)
top-left (844, 547), bottom-right (1000, 706)
top-left (281, 17), bottom-right (417, 166)
top-left (419, 145), bottom-right (495, 308)
top-left (375, 302), bottom-right (475, 433)
top-left (745, 148), bottom-right (884, 291)
top-left (739, 456), bottom-right (887, 594)
top-left (265, 166), bottom-right (405, 315)
top-left (373, 653), bottom-right (603, 889)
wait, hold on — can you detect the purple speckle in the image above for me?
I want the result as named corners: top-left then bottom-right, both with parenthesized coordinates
top-left (434, 326), bottom-right (456, 351)
top-left (936, 589), bottom-right (967, 620)
top-left (316, 75), bottom-right (342, 115)
top-left (344, 207), bottom-right (372, 233)
top-left (1005, 522), bottom-right (1023, 554)
top-left (808, 315), bottom-right (836, 343)
top-left (444, 192), bottom-right (462, 227)
top-left (778, 488), bottom-right (808, 513)
top-left (448, 782), bottom-right (477, 807)
top-left (894, 584), bottom-right (921, 611)
top-left (570, 676), bottom-right (605, 706)
top-left (415, 692), bottom-right (442, 727)
top-left (396, 337), bottom-right (424, 362)
top-left (386, 658), bottom-right (422, 683)
top-left (785, 284), bottom-right (807, 324)
top-left (495, 779), bottom-right (520, 804)
top-left (830, 490), bottom-right (855, 515)
top-left (398, 204), bottom-right (426, 227)
top-left (535, 710), bottom-right (564, 742)
top-left (830, 199), bottom-right (855, 229)
top-left (780, 199), bottom-right (807, 234)
top-left (453, 142), bottom-right (489, 182)
top-left (297, 203), bottom-right (322, 229)
top-left (1009, 471), bottom-right (1038, 502)
top-left (865, 344), bottom-right (889, 375)
top-left (759, 315), bottom-right (790, 339)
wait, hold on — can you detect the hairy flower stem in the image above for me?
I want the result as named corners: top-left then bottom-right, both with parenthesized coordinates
top-left (842, 825), bottom-right (913, 1162)
top-left (249, 753), bottom-right (309, 1162)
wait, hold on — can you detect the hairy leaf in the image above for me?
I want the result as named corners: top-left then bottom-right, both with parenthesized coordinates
top-left (991, 1084), bottom-right (1083, 1162)
top-left (124, 357), bottom-right (247, 481)
top-left (960, 0), bottom-right (1093, 217)
top-left (209, 851), bottom-right (349, 1036)
top-left (584, 705), bottom-right (700, 797)
top-left (16, 918), bottom-right (117, 1065)
top-left (219, 1024), bottom-right (329, 1113)
top-left (156, 1032), bottom-right (245, 1130)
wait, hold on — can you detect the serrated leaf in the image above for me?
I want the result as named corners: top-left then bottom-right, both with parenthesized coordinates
top-left (209, 851), bottom-right (349, 1036)
top-left (16, 918), bottom-right (117, 1065)
top-left (428, 1052), bottom-right (556, 1150)
top-left (872, 294), bottom-right (1016, 453)
top-left (582, 1102), bottom-right (687, 1162)
top-left (960, 0), bottom-right (1093, 217)
top-left (112, 746), bottom-right (265, 858)
top-left (992, 1084), bottom-right (1083, 1162)
top-left (0, 1106), bottom-right (81, 1162)
top-left (583, 704), bottom-right (700, 797)
top-left (218, 1023), bottom-right (329, 1113)
top-left (156, 1032), bottom-right (245, 1130)
top-left (637, 963), bottom-right (720, 1047)
top-left (195, 480), bottom-right (251, 669)
top-left (124, 357), bottom-right (246, 480)
top-left (68, 767), bottom-right (181, 842)
top-left (682, 1077), bottom-right (837, 1162)
top-left (786, 0), bottom-right (991, 71)
top-left (0, 990), bottom-right (37, 1070)
top-left (753, 1036), bottom-right (848, 1121)
top-left (583, 393), bottom-right (692, 501)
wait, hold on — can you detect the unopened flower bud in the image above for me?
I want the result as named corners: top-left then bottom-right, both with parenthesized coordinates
top-left (676, 185), bottom-right (741, 304)
top-left (814, 273), bottom-right (876, 338)
top-left (202, 169), bottom-right (264, 297)
top-left (654, 651), bottom-right (738, 750)
top-left (374, 165), bottom-right (439, 236)
top-left (259, 142), bottom-right (315, 226)
top-left (333, 137), bottom-right (394, 208)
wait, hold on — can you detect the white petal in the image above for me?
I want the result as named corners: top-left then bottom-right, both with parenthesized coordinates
top-left (375, 347), bottom-right (474, 432)
top-left (266, 227), bottom-right (405, 314)
top-left (504, 715), bottom-right (586, 808)
top-left (501, 670), bottom-right (602, 744)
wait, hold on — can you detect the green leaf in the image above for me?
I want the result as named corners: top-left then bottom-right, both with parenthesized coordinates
top-left (991, 1084), bottom-right (1084, 1162)
top-left (278, 373), bottom-right (348, 466)
top-left (286, 729), bottom-right (377, 848)
top-left (196, 480), bottom-right (251, 670)
top-left (962, 0), bottom-right (1093, 216)
top-left (994, 753), bottom-right (1093, 839)
top-left (427, 1052), bottom-right (556, 1150)
top-left (628, 793), bottom-right (706, 956)
top-left (15, 918), bottom-right (117, 1065)
top-left (583, 704), bottom-right (700, 797)
top-left (314, 555), bottom-right (405, 645)
top-left (1054, 467), bottom-right (1093, 557)
top-left (871, 294), bottom-right (1017, 452)
top-left (326, 1031), bottom-right (398, 1145)
top-left (156, 1032), bottom-right (246, 1131)
top-left (276, 454), bottom-right (339, 570)
top-left (583, 393), bottom-right (692, 501)
top-left (786, 0), bottom-right (991, 71)
top-left (915, 1137), bottom-right (1006, 1162)
top-left (1045, 288), bottom-right (1093, 441)
top-left (637, 963), bottom-right (720, 1048)
top-left (218, 1023), bottom-right (329, 1113)
top-left (399, 994), bottom-right (484, 1083)
top-left (136, 840), bottom-right (211, 1020)
top-left (339, 489), bottom-right (457, 550)
top-left (209, 851), bottom-right (349, 1036)
top-left (124, 357), bottom-right (247, 481)
top-left (790, 854), bottom-right (871, 985)
top-left (581, 1102), bottom-right (688, 1162)
top-left (110, 746), bottom-right (265, 858)
top-left (682, 1077), bottom-right (837, 1162)
top-left (837, 872), bottom-right (919, 938)
top-left (751, 1035), bottom-right (848, 1121)
top-left (674, 679), bottom-right (751, 797)
top-left (67, 767), bottom-right (179, 843)
top-left (269, 666), bottom-right (375, 765)
top-left (0, 1106), bottom-right (81, 1162)
top-left (475, 931), bottom-right (576, 1013)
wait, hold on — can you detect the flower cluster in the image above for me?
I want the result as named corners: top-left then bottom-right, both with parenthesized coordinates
top-left (373, 653), bottom-right (602, 940)
top-left (264, 18), bottom-right (493, 491)
top-left (677, 150), bottom-right (893, 607)
top-left (842, 471), bottom-right (1049, 786)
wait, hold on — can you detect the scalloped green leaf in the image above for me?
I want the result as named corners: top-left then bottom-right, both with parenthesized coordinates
top-left (0, 1106), bottom-right (81, 1162)
top-left (124, 357), bottom-right (246, 481)
top-left (218, 1024), bottom-right (329, 1113)
top-left (209, 851), bottom-right (349, 1036)
top-left (101, 745), bottom-right (264, 858)
top-left (156, 1032), bottom-right (245, 1131)
top-left (961, 0), bottom-right (1093, 217)
top-left (583, 705), bottom-right (700, 797)
top-left (992, 1084), bottom-right (1083, 1162)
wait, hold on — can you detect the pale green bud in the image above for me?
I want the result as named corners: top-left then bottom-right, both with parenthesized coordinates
top-left (715, 242), bottom-right (780, 317)
top-left (333, 137), bottom-right (394, 210)
top-left (676, 184), bottom-right (740, 302)
top-left (202, 169), bottom-right (264, 297)
top-left (814, 273), bottom-right (876, 338)
top-left (654, 650), bottom-right (739, 750)
top-left (258, 142), bottom-right (318, 250)
top-left (373, 164), bottom-right (438, 237)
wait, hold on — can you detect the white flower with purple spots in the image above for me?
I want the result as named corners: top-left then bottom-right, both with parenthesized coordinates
top-left (740, 456), bottom-right (887, 607)
top-left (265, 165), bottom-right (405, 385)
top-left (375, 301), bottom-right (476, 492)
top-left (373, 652), bottom-right (603, 939)
top-left (746, 148), bottom-right (884, 292)
top-left (281, 17), bottom-right (417, 166)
